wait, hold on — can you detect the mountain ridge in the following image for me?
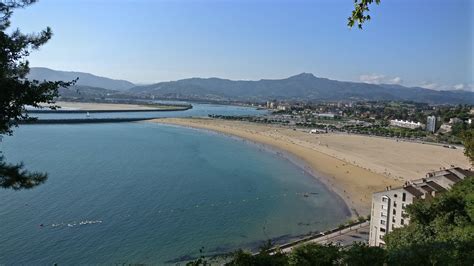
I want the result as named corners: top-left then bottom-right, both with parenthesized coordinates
top-left (28, 67), bottom-right (135, 91)
top-left (27, 68), bottom-right (474, 104)
top-left (130, 73), bottom-right (474, 104)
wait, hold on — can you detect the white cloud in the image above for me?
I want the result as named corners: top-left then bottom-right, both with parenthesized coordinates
top-left (388, 76), bottom-right (402, 84)
top-left (359, 74), bottom-right (403, 85)
top-left (453, 83), bottom-right (474, 91)
top-left (419, 82), bottom-right (439, 90)
top-left (454, 83), bottom-right (465, 90)
top-left (418, 82), bottom-right (473, 91)
top-left (359, 75), bottom-right (472, 92)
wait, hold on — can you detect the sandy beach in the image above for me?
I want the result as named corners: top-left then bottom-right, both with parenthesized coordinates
top-left (149, 118), bottom-right (470, 217)
top-left (42, 101), bottom-right (168, 111)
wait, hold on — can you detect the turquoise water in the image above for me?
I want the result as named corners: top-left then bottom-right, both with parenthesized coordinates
top-left (0, 120), bottom-right (349, 264)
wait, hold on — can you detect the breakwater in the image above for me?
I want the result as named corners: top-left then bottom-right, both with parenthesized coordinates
top-left (19, 118), bottom-right (153, 124)
top-left (27, 105), bottom-right (192, 113)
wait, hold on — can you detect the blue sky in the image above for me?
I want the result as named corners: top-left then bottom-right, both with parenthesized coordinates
top-left (10, 0), bottom-right (473, 90)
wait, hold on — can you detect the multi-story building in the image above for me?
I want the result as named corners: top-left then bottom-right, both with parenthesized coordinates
top-left (314, 113), bottom-right (336, 119)
top-left (389, 119), bottom-right (423, 129)
top-left (368, 167), bottom-right (472, 247)
top-left (266, 101), bottom-right (276, 109)
top-left (277, 104), bottom-right (291, 111)
top-left (439, 123), bottom-right (452, 133)
top-left (426, 115), bottom-right (437, 133)
top-left (449, 117), bottom-right (463, 124)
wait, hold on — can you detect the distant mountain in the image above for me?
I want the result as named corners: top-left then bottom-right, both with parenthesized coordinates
top-left (28, 67), bottom-right (135, 91)
top-left (57, 85), bottom-right (117, 99)
top-left (129, 73), bottom-right (474, 104)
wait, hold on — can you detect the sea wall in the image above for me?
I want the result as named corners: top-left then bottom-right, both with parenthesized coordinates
top-left (27, 105), bottom-right (192, 113)
top-left (18, 118), bottom-right (153, 124)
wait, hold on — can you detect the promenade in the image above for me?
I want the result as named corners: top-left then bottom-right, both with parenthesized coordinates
top-left (273, 221), bottom-right (370, 254)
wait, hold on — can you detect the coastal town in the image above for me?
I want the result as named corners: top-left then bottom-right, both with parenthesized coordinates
top-left (211, 100), bottom-right (473, 145)
top-left (2, 0), bottom-right (473, 264)
top-left (153, 99), bottom-right (473, 255)
top-left (18, 97), bottom-right (474, 261)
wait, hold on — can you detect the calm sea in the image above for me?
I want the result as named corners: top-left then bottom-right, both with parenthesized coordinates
top-left (0, 104), bottom-right (348, 264)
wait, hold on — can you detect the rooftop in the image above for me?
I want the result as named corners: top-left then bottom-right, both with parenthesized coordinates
top-left (375, 167), bottom-right (471, 198)
top-left (403, 185), bottom-right (424, 197)
top-left (442, 173), bottom-right (461, 183)
top-left (425, 181), bottom-right (446, 192)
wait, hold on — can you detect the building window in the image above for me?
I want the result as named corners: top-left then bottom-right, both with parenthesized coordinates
top-left (382, 197), bottom-right (388, 202)
top-left (380, 228), bottom-right (386, 232)
top-left (394, 201), bottom-right (397, 208)
top-left (401, 219), bottom-right (405, 225)
top-left (394, 194), bottom-right (398, 198)
top-left (393, 209), bottom-right (396, 215)
top-left (380, 220), bottom-right (386, 225)
top-left (392, 217), bottom-right (396, 223)
top-left (402, 203), bottom-right (406, 209)
top-left (402, 193), bottom-right (406, 201)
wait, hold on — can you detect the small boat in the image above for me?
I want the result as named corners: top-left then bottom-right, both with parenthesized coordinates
top-left (86, 112), bottom-right (90, 118)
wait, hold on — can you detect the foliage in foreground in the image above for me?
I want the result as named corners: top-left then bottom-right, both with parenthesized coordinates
top-left (188, 176), bottom-right (474, 265)
top-left (384, 176), bottom-right (474, 265)
top-left (190, 242), bottom-right (386, 266)
top-left (462, 129), bottom-right (474, 164)
top-left (0, 0), bottom-right (74, 190)
top-left (0, 156), bottom-right (47, 190)
top-left (348, 0), bottom-right (381, 29)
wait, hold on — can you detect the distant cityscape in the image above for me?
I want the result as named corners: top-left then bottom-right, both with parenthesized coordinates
top-left (210, 100), bottom-right (473, 146)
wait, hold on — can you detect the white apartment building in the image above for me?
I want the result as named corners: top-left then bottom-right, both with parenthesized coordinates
top-left (389, 119), bottom-right (423, 129)
top-left (277, 104), bottom-right (291, 111)
top-left (426, 115), bottom-right (437, 133)
top-left (368, 167), bottom-right (472, 247)
top-left (314, 113), bottom-right (336, 118)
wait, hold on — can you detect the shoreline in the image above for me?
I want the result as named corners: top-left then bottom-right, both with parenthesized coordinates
top-left (156, 122), bottom-right (354, 218)
top-left (149, 118), bottom-right (404, 217)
